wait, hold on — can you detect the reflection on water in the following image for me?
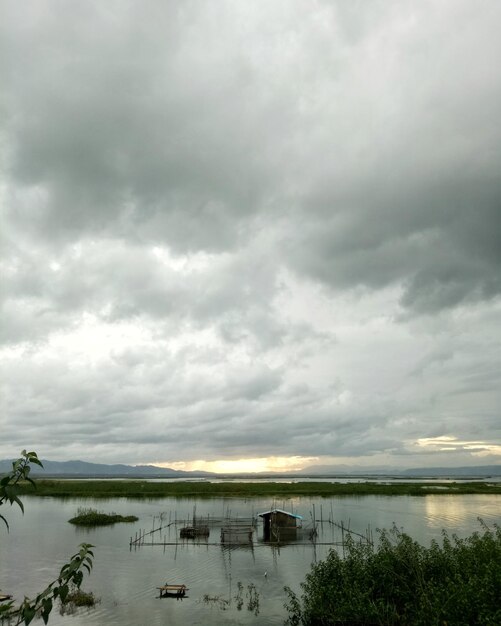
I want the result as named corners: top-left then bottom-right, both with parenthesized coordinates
top-left (425, 494), bottom-right (470, 527)
top-left (0, 494), bottom-right (500, 625)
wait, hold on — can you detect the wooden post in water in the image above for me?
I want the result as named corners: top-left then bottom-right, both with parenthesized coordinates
top-left (341, 521), bottom-right (345, 558)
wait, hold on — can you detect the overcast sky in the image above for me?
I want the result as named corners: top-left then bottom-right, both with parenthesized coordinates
top-left (1, 0), bottom-right (500, 472)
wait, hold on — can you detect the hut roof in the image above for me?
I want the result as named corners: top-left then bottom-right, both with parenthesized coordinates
top-left (258, 508), bottom-right (303, 520)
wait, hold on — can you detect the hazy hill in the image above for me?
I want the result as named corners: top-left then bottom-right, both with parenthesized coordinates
top-left (399, 465), bottom-right (501, 477)
top-left (298, 464), bottom-right (501, 477)
top-left (2, 458), bottom-right (500, 479)
top-left (0, 458), bottom-right (214, 478)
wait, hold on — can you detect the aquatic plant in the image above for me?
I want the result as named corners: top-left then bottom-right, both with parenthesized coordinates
top-left (202, 582), bottom-right (260, 615)
top-left (246, 583), bottom-right (260, 616)
top-left (201, 594), bottom-right (229, 610)
top-left (59, 586), bottom-right (98, 615)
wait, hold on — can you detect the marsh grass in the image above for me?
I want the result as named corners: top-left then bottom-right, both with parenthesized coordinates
top-left (17, 479), bottom-right (501, 499)
top-left (68, 507), bottom-right (138, 525)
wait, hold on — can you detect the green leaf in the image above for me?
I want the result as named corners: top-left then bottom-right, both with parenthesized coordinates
top-left (0, 600), bottom-right (14, 616)
top-left (59, 584), bottom-right (69, 602)
top-left (28, 453), bottom-right (43, 468)
top-left (21, 604), bottom-right (37, 625)
top-left (8, 496), bottom-right (25, 514)
top-left (41, 597), bottom-right (53, 624)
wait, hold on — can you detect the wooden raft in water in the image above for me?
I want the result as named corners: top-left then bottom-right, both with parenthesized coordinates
top-left (157, 584), bottom-right (188, 598)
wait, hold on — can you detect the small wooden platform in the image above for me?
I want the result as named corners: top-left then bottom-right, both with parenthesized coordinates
top-left (157, 584), bottom-right (188, 598)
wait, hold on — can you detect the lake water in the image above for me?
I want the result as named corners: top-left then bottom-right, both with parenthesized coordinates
top-left (1, 494), bottom-right (500, 625)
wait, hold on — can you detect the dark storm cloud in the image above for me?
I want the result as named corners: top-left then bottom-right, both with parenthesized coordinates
top-left (289, 178), bottom-right (501, 313)
top-left (1, 0), bottom-right (286, 252)
top-left (2, 0), bottom-right (500, 313)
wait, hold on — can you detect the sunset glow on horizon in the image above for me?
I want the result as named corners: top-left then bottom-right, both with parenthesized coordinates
top-left (157, 456), bottom-right (319, 474)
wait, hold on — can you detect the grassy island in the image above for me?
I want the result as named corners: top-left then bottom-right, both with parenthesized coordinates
top-left (16, 479), bottom-right (501, 499)
top-left (68, 507), bottom-right (138, 525)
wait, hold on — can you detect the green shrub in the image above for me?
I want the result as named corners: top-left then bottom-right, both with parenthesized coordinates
top-left (285, 521), bottom-right (501, 626)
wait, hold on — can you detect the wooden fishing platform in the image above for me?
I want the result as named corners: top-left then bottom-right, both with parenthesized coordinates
top-left (157, 584), bottom-right (188, 598)
top-left (130, 508), bottom-right (373, 550)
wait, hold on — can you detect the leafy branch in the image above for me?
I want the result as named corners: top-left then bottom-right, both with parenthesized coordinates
top-left (0, 450), bottom-right (42, 530)
top-left (0, 544), bottom-right (95, 625)
top-left (0, 450), bottom-right (95, 625)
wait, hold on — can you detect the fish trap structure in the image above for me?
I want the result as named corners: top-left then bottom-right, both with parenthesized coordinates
top-left (180, 523), bottom-right (210, 539)
top-left (129, 506), bottom-right (372, 549)
top-left (220, 522), bottom-right (254, 544)
top-left (130, 511), bottom-right (258, 547)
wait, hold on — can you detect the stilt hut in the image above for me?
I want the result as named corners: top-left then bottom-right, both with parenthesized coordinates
top-left (258, 509), bottom-right (303, 542)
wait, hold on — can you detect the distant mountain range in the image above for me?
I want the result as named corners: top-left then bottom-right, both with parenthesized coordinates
top-left (399, 465), bottom-right (501, 477)
top-left (1, 458), bottom-right (501, 478)
top-left (0, 459), bottom-right (214, 478)
top-left (297, 464), bottom-right (501, 477)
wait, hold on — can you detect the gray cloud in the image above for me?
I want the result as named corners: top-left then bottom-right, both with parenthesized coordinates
top-left (1, 0), bottom-right (500, 468)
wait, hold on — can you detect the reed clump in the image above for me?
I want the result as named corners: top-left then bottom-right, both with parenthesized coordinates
top-left (68, 507), bottom-right (138, 525)
top-left (63, 589), bottom-right (96, 607)
top-left (59, 587), bottom-right (99, 616)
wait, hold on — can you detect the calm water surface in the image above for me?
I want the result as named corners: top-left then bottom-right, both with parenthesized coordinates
top-left (1, 494), bottom-right (500, 625)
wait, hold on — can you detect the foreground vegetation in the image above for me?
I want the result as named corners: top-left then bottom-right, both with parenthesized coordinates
top-left (15, 479), bottom-right (501, 499)
top-left (285, 521), bottom-right (501, 626)
top-left (1, 451), bottom-right (94, 625)
top-left (68, 507), bottom-right (138, 526)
